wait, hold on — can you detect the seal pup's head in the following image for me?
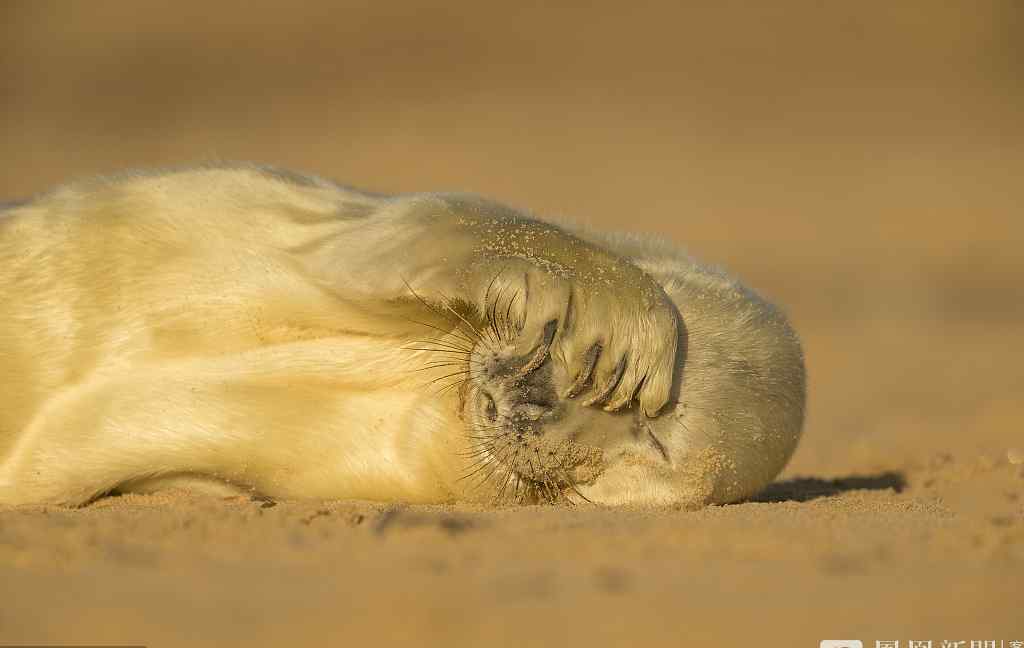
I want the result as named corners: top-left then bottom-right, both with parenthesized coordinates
top-left (446, 234), bottom-right (805, 508)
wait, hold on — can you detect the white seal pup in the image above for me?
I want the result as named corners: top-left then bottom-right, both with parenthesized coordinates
top-left (0, 165), bottom-right (804, 507)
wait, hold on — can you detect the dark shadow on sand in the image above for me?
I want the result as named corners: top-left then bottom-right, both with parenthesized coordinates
top-left (750, 471), bottom-right (906, 503)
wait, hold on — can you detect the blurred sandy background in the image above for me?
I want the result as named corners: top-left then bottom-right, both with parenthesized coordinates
top-left (1, 1), bottom-right (1022, 646)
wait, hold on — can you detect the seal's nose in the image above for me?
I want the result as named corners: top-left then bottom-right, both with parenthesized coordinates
top-left (515, 404), bottom-right (548, 421)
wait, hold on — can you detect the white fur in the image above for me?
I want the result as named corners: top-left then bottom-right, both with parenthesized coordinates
top-left (0, 165), bottom-right (803, 507)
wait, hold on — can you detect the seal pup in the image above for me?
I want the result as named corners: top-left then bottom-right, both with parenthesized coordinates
top-left (0, 165), bottom-right (804, 507)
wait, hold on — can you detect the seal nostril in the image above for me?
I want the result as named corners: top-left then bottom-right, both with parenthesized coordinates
top-left (483, 391), bottom-right (498, 422)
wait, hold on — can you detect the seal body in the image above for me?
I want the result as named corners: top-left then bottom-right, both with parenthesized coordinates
top-left (0, 165), bottom-right (804, 507)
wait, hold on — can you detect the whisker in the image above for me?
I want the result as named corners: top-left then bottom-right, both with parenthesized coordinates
top-left (459, 450), bottom-right (496, 462)
top-left (547, 443), bottom-right (588, 505)
top-left (415, 364), bottom-right (481, 376)
top-left (465, 429), bottom-right (502, 438)
top-left (464, 433), bottom-right (506, 442)
top-left (460, 449), bottom-right (504, 486)
top-left (427, 369), bottom-right (474, 383)
top-left (397, 315), bottom-right (478, 349)
top-left (486, 295), bottom-right (501, 345)
top-left (511, 468), bottom-right (525, 505)
top-left (435, 377), bottom-right (473, 396)
top-left (494, 442), bottom-right (525, 503)
top-left (405, 335), bottom-right (473, 351)
top-left (482, 267), bottom-right (510, 347)
top-left (423, 371), bottom-right (472, 394)
top-left (495, 447), bottom-right (520, 503)
top-left (403, 352), bottom-right (473, 364)
top-left (398, 276), bottom-right (483, 349)
top-left (525, 456), bottom-right (547, 504)
top-left (563, 474), bottom-right (592, 504)
top-left (464, 427), bottom-right (508, 437)
top-left (503, 290), bottom-right (522, 342)
top-left (434, 288), bottom-right (494, 352)
top-left (532, 453), bottom-right (561, 504)
top-left (471, 441), bottom-right (515, 490)
top-left (459, 451), bottom-right (500, 477)
top-left (403, 342), bottom-right (473, 355)
top-left (409, 362), bottom-right (471, 372)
